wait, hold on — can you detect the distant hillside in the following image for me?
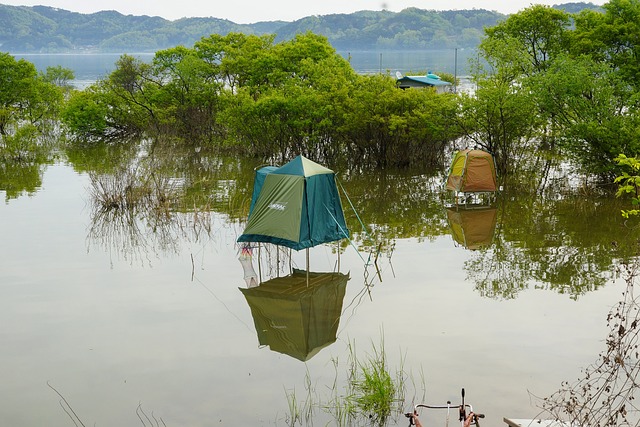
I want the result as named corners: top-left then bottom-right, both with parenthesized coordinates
top-left (0, 3), bottom-right (603, 53)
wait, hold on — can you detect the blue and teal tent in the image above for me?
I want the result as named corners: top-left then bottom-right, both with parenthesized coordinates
top-left (237, 156), bottom-right (349, 251)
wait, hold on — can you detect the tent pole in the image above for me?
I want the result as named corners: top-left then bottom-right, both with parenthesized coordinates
top-left (337, 241), bottom-right (341, 272)
top-left (306, 248), bottom-right (310, 286)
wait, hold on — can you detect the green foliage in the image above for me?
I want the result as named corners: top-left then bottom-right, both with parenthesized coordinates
top-left (457, 73), bottom-right (539, 176)
top-left (55, 31), bottom-right (463, 168)
top-left (614, 154), bottom-right (640, 218)
top-left (0, 52), bottom-right (62, 201)
top-left (0, 52), bottom-right (38, 135)
top-left (0, 124), bottom-right (50, 201)
top-left (483, 5), bottom-right (571, 75)
top-left (42, 65), bottom-right (75, 88)
top-left (537, 56), bottom-right (640, 176)
top-left (475, 1), bottom-right (640, 178)
top-left (340, 74), bottom-right (461, 168)
top-left (280, 336), bottom-right (407, 426)
top-left (0, 52), bottom-right (66, 140)
top-left (194, 33), bottom-right (278, 93)
top-left (350, 347), bottom-right (396, 425)
top-left (572, 0), bottom-right (640, 90)
top-left (219, 33), bottom-right (359, 159)
top-left (61, 90), bottom-right (109, 139)
top-left (0, 123), bottom-right (44, 161)
top-left (43, 0), bottom-right (640, 179)
top-left (150, 46), bottom-right (224, 138)
top-left (60, 61), bottom-right (149, 141)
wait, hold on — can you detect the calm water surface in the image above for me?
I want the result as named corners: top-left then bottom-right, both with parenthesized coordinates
top-left (0, 153), bottom-right (631, 426)
top-left (16, 49), bottom-right (475, 88)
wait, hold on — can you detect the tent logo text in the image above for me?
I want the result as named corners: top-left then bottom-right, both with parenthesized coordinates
top-left (268, 201), bottom-right (287, 211)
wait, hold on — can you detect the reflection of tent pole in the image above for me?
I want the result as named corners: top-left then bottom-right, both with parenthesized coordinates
top-left (338, 242), bottom-right (341, 272)
top-left (306, 248), bottom-right (310, 286)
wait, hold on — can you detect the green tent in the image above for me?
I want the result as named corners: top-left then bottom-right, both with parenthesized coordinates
top-left (239, 269), bottom-right (349, 361)
top-left (237, 155), bottom-right (349, 250)
top-left (445, 149), bottom-right (498, 193)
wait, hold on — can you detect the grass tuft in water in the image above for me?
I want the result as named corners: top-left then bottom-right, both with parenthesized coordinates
top-left (283, 332), bottom-right (418, 426)
top-left (318, 333), bottom-right (408, 426)
top-left (348, 336), bottom-right (403, 426)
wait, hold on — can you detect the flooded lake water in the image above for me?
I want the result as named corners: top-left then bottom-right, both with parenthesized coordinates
top-left (0, 148), bottom-right (635, 426)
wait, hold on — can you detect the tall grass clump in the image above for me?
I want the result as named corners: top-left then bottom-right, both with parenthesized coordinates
top-left (348, 337), bottom-right (405, 426)
top-left (281, 332), bottom-right (417, 426)
top-left (320, 334), bottom-right (408, 426)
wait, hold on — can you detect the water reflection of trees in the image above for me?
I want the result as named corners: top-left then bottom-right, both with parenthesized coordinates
top-left (538, 252), bottom-right (640, 426)
top-left (65, 140), bottom-right (635, 296)
top-left (339, 168), bottom-right (450, 244)
top-left (82, 139), bottom-right (233, 264)
top-left (87, 163), bottom-right (210, 264)
top-left (465, 192), bottom-right (633, 299)
top-left (0, 126), bottom-right (55, 201)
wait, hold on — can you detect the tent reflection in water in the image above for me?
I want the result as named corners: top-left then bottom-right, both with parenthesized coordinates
top-left (239, 269), bottom-right (349, 361)
top-left (237, 155), bottom-right (352, 360)
top-left (446, 206), bottom-right (497, 250)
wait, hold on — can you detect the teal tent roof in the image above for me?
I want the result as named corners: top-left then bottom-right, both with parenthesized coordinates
top-left (272, 155), bottom-right (334, 177)
top-left (248, 165), bottom-right (278, 214)
top-left (396, 74), bottom-right (452, 88)
top-left (238, 156), bottom-right (349, 250)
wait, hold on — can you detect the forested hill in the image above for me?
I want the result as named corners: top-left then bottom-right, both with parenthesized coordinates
top-left (0, 2), bottom-right (602, 53)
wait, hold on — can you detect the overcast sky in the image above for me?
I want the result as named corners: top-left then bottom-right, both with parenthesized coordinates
top-left (1, 0), bottom-right (607, 23)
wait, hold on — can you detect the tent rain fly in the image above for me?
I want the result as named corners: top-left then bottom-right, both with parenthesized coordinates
top-left (237, 155), bottom-right (350, 251)
top-left (445, 149), bottom-right (498, 193)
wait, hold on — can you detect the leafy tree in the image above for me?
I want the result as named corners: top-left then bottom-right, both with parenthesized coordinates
top-left (78, 54), bottom-right (156, 139)
top-left (531, 54), bottom-right (640, 176)
top-left (340, 74), bottom-right (460, 168)
top-left (194, 33), bottom-right (276, 95)
top-left (61, 89), bottom-right (109, 139)
top-left (150, 46), bottom-right (224, 138)
top-left (482, 5), bottom-right (571, 76)
top-left (614, 153), bottom-right (640, 218)
top-left (0, 52), bottom-right (66, 142)
top-left (571, 0), bottom-right (640, 90)
top-left (61, 56), bottom-right (151, 141)
top-left (456, 72), bottom-right (540, 177)
top-left (42, 65), bottom-right (74, 88)
top-left (465, 6), bottom-right (572, 177)
top-left (475, 2), bottom-right (640, 179)
top-left (0, 52), bottom-right (38, 135)
top-left (219, 32), bottom-right (358, 160)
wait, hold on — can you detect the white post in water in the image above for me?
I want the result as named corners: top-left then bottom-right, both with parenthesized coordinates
top-left (454, 47), bottom-right (458, 94)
